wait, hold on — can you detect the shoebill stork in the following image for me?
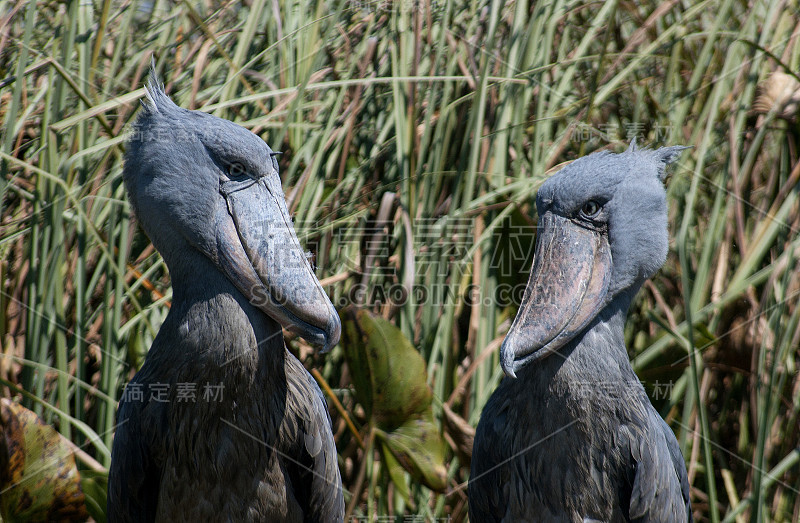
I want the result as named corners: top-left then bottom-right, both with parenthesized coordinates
top-left (108, 73), bottom-right (344, 522)
top-left (469, 143), bottom-right (692, 522)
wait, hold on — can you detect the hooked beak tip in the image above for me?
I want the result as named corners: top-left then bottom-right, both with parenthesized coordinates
top-left (500, 339), bottom-right (518, 379)
top-left (319, 312), bottom-right (341, 354)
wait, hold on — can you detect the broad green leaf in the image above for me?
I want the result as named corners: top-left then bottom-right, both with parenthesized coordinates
top-left (340, 306), bottom-right (432, 427)
top-left (341, 306), bottom-right (447, 491)
top-left (378, 440), bottom-right (410, 504)
top-left (376, 411), bottom-right (448, 492)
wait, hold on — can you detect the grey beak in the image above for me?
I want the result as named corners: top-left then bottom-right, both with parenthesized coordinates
top-left (213, 175), bottom-right (340, 352)
top-left (500, 212), bottom-right (612, 377)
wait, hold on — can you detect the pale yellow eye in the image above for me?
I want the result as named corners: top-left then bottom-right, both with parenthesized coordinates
top-left (229, 161), bottom-right (246, 177)
top-left (581, 200), bottom-right (601, 217)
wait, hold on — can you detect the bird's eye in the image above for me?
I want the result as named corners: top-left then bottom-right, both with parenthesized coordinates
top-left (581, 200), bottom-right (601, 218)
top-left (228, 161), bottom-right (247, 178)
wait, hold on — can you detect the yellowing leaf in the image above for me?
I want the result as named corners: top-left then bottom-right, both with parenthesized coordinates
top-left (0, 399), bottom-right (89, 522)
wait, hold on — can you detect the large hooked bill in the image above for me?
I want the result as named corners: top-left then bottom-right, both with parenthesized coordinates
top-left (500, 212), bottom-right (611, 377)
top-left (213, 175), bottom-right (340, 353)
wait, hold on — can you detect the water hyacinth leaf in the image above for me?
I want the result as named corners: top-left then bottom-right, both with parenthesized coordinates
top-left (340, 306), bottom-right (432, 426)
top-left (340, 306), bottom-right (447, 491)
top-left (378, 440), bottom-right (410, 504)
top-left (0, 399), bottom-right (88, 522)
top-left (376, 412), bottom-right (448, 492)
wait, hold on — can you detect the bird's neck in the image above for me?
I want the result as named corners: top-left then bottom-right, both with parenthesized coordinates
top-left (146, 246), bottom-right (286, 392)
top-left (522, 285), bottom-right (642, 388)
top-left (582, 285), bottom-right (638, 359)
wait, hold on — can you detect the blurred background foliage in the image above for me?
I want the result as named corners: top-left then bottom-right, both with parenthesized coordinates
top-left (1, 0), bottom-right (799, 520)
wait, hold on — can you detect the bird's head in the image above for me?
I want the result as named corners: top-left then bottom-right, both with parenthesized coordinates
top-left (500, 141), bottom-right (687, 377)
top-left (124, 71), bottom-right (340, 352)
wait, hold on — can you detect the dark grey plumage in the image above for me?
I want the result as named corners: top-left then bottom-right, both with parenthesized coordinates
top-left (469, 142), bottom-right (691, 522)
top-left (108, 72), bottom-right (344, 522)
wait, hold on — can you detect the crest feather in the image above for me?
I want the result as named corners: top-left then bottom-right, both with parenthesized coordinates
top-left (623, 139), bottom-right (690, 181)
top-left (140, 57), bottom-right (175, 114)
